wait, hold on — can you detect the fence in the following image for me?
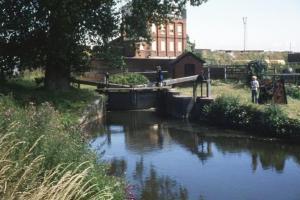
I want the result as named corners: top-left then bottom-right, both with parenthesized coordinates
top-left (203, 65), bottom-right (247, 80)
top-left (203, 65), bottom-right (300, 84)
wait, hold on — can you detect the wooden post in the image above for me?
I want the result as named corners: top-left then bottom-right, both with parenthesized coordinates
top-left (193, 81), bottom-right (197, 103)
top-left (224, 66), bottom-right (227, 81)
top-left (206, 80), bottom-right (211, 97)
top-left (200, 81), bottom-right (203, 97)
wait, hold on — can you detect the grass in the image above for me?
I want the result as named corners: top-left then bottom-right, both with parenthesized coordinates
top-left (176, 80), bottom-right (300, 120)
top-left (0, 73), bottom-right (125, 199)
top-left (0, 133), bottom-right (114, 200)
top-left (0, 76), bottom-right (100, 124)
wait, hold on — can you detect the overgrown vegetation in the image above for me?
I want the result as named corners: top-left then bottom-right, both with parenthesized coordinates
top-left (110, 73), bottom-right (149, 85)
top-left (286, 85), bottom-right (300, 100)
top-left (177, 80), bottom-right (300, 119)
top-left (195, 50), bottom-right (288, 66)
top-left (0, 78), bottom-right (124, 199)
top-left (202, 96), bottom-right (300, 136)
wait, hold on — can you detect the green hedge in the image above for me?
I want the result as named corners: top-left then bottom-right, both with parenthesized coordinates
top-left (202, 96), bottom-right (300, 136)
top-left (110, 73), bottom-right (149, 85)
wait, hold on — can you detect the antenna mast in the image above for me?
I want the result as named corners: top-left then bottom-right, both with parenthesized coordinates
top-left (243, 17), bottom-right (247, 52)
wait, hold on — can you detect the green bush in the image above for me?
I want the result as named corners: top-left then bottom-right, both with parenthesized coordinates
top-left (110, 73), bottom-right (149, 85)
top-left (202, 96), bottom-right (257, 129)
top-left (262, 105), bottom-right (288, 134)
top-left (286, 86), bottom-right (300, 99)
top-left (202, 96), bottom-right (300, 136)
top-left (263, 105), bottom-right (300, 135)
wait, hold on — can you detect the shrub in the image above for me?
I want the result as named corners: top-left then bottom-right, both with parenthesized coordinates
top-left (286, 86), bottom-right (300, 99)
top-left (262, 105), bottom-right (288, 134)
top-left (202, 96), bottom-right (257, 129)
top-left (110, 73), bottom-right (149, 85)
top-left (263, 105), bottom-right (300, 135)
top-left (202, 96), bottom-right (300, 136)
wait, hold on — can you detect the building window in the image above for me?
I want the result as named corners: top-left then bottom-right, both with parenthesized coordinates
top-left (160, 25), bottom-right (166, 35)
top-left (151, 41), bottom-right (156, 51)
top-left (151, 24), bottom-right (156, 34)
top-left (177, 24), bottom-right (182, 36)
top-left (178, 41), bottom-right (182, 52)
top-left (169, 24), bottom-right (174, 35)
top-left (161, 40), bottom-right (166, 51)
top-left (169, 41), bottom-right (174, 51)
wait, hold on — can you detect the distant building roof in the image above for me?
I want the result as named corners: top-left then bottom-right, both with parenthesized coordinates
top-left (288, 53), bottom-right (300, 63)
top-left (169, 52), bottom-right (205, 65)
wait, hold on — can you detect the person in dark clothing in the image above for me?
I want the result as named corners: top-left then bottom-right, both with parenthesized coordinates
top-left (156, 66), bottom-right (163, 86)
top-left (105, 72), bottom-right (110, 86)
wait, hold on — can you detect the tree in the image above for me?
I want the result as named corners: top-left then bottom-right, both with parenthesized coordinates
top-left (247, 60), bottom-right (268, 82)
top-left (0, 0), bottom-right (207, 90)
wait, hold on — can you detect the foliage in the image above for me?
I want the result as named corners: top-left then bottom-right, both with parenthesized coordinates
top-left (92, 46), bottom-right (127, 71)
top-left (247, 60), bottom-right (268, 82)
top-left (0, 78), bottom-right (99, 122)
top-left (286, 85), bottom-right (300, 99)
top-left (0, 0), bottom-right (207, 89)
top-left (262, 105), bottom-right (289, 134)
top-left (0, 94), bottom-right (124, 199)
top-left (202, 96), bottom-right (300, 136)
top-left (110, 73), bottom-right (149, 85)
top-left (0, 133), bottom-right (115, 200)
top-left (122, 0), bottom-right (207, 42)
top-left (202, 96), bottom-right (258, 129)
top-left (194, 50), bottom-right (288, 66)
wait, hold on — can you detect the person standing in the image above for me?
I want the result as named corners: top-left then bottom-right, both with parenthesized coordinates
top-left (105, 72), bottom-right (109, 86)
top-left (251, 76), bottom-right (259, 103)
top-left (156, 66), bottom-right (163, 86)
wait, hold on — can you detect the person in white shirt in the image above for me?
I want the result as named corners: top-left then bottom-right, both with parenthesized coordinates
top-left (251, 76), bottom-right (259, 103)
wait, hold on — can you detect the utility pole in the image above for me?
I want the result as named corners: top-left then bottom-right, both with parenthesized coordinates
top-left (243, 17), bottom-right (247, 52)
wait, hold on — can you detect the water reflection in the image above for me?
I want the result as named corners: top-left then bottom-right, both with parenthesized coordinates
top-left (107, 157), bottom-right (190, 200)
top-left (91, 111), bottom-right (300, 200)
top-left (135, 158), bottom-right (189, 200)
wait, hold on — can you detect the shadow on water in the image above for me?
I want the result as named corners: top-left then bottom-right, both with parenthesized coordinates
top-left (90, 110), bottom-right (300, 200)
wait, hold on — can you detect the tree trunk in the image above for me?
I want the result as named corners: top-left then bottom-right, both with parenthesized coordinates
top-left (44, 17), bottom-right (71, 91)
top-left (44, 58), bottom-right (70, 91)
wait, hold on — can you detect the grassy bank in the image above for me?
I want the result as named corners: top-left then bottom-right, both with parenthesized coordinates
top-left (0, 78), bottom-right (124, 199)
top-left (177, 80), bottom-right (300, 119)
top-left (177, 80), bottom-right (300, 136)
top-left (201, 96), bottom-right (300, 136)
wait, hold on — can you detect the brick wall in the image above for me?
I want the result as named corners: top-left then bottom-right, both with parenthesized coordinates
top-left (135, 19), bottom-right (187, 58)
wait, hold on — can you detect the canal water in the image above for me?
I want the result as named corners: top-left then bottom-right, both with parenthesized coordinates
top-left (89, 111), bottom-right (300, 200)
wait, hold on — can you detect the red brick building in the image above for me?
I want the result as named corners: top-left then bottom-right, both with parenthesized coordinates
top-left (86, 8), bottom-right (205, 81)
top-left (135, 19), bottom-right (187, 58)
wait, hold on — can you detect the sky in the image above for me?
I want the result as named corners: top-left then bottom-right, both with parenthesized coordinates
top-left (187, 0), bottom-right (300, 52)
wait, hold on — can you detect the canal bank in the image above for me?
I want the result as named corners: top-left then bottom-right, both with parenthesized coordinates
top-left (0, 80), bottom-right (125, 199)
top-left (98, 89), bottom-right (300, 138)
